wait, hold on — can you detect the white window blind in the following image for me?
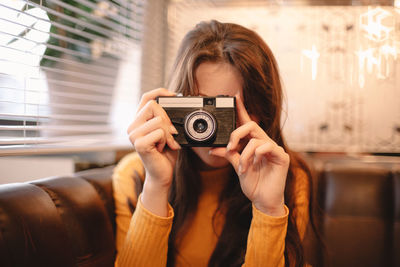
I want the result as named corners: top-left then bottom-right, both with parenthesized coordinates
top-left (0, 0), bottom-right (144, 155)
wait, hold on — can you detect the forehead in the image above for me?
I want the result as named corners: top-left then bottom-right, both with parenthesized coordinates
top-left (195, 62), bottom-right (243, 97)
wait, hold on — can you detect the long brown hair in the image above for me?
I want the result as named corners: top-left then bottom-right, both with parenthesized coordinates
top-left (166, 20), bottom-right (320, 267)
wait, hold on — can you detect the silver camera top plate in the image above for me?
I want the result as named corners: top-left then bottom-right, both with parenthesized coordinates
top-left (157, 96), bottom-right (235, 108)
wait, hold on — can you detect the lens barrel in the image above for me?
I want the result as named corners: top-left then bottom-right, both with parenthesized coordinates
top-left (184, 110), bottom-right (216, 142)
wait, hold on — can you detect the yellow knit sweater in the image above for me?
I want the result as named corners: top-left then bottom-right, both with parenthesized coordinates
top-left (113, 152), bottom-right (310, 267)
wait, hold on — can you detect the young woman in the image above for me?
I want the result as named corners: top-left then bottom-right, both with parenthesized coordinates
top-left (113, 20), bottom-right (317, 267)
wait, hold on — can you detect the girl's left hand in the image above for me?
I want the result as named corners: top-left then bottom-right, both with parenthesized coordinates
top-left (210, 95), bottom-right (290, 216)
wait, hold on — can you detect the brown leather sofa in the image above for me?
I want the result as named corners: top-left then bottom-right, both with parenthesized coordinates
top-left (308, 155), bottom-right (400, 267)
top-left (0, 166), bottom-right (116, 267)
top-left (0, 155), bottom-right (399, 267)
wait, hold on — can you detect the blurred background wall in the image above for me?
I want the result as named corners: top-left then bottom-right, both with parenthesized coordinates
top-left (157, 0), bottom-right (399, 154)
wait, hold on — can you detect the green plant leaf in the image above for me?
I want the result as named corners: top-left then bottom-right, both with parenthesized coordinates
top-left (6, 22), bottom-right (38, 46)
top-left (34, 0), bottom-right (128, 66)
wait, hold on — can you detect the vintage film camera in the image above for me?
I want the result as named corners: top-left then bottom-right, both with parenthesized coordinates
top-left (157, 96), bottom-right (236, 147)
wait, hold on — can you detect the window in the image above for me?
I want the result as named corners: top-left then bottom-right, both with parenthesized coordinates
top-left (0, 0), bottom-right (144, 155)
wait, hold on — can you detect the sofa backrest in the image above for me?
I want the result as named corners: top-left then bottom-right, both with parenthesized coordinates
top-left (310, 156), bottom-right (400, 267)
top-left (0, 166), bottom-right (116, 267)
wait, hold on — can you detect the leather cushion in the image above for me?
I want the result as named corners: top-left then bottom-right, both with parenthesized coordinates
top-left (75, 166), bottom-right (116, 235)
top-left (32, 176), bottom-right (115, 267)
top-left (0, 183), bottom-right (74, 267)
top-left (319, 165), bottom-right (393, 267)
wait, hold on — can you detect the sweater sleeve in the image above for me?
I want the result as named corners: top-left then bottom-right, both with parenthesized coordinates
top-left (115, 194), bottom-right (174, 267)
top-left (242, 168), bottom-right (311, 267)
top-left (242, 204), bottom-right (289, 267)
top-left (113, 152), bottom-right (174, 267)
top-left (112, 152), bottom-right (146, 253)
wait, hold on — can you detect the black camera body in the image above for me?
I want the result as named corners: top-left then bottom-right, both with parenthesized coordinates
top-left (157, 96), bottom-right (236, 147)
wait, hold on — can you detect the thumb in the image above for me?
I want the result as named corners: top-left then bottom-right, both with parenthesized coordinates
top-left (225, 150), bottom-right (240, 174)
top-left (210, 148), bottom-right (241, 174)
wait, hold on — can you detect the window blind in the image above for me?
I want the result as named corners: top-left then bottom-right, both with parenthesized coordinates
top-left (0, 0), bottom-right (144, 155)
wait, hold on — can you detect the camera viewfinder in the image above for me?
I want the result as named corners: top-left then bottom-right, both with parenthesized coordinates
top-left (204, 98), bottom-right (214, 106)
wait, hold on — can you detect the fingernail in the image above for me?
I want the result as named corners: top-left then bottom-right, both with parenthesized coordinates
top-left (226, 142), bottom-right (232, 151)
top-left (170, 125), bottom-right (178, 135)
top-left (174, 140), bottom-right (181, 149)
top-left (208, 150), bottom-right (213, 155)
top-left (238, 164), bottom-right (243, 174)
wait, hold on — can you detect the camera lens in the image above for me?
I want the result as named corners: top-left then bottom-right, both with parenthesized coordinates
top-left (184, 110), bottom-right (217, 143)
top-left (193, 119), bottom-right (208, 133)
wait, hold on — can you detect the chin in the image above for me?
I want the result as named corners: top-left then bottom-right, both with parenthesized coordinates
top-left (191, 147), bottom-right (230, 169)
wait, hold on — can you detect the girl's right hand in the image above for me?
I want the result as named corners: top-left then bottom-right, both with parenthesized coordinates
top-left (127, 88), bottom-right (181, 191)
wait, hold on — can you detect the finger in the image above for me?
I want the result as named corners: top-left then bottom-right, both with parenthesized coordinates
top-left (227, 121), bottom-right (267, 152)
top-left (133, 128), bottom-right (165, 154)
top-left (225, 150), bottom-right (241, 175)
top-left (239, 138), bottom-right (263, 173)
top-left (235, 93), bottom-right (252, 126)
top-left (128, 116), bottom-right (180, 150)
top-left (156, 132), bottom-right (167, 152)
top-left (208, 147), bottom-right (241, 174)
top-left (128, 100), bottom-right (176, 134)
top-left (138, 100), bottom-right (171, 124)
top-left (167, 136), bottom-right (181, 151)
top-left (128, 116), bottom-right (162, 140)
top-left (130, 125), bottom-right (168, 152)
top-left (138, 88), bottom-right (175, 111)
top-left (208, 147), bottom-right (227, 157)
top-left (253, 143), bottom-right (290, 166)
